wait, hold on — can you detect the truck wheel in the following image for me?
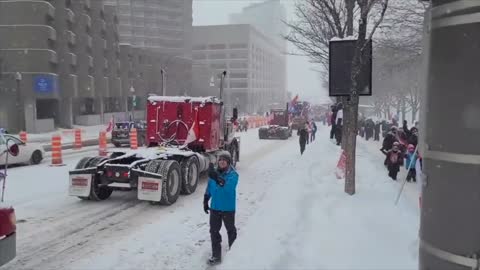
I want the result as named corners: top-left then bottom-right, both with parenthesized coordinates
top-left (180, 156), bottom-right (199, 195)
top-left (75, 157), bottom-right (96, 200)
top-left (87, 157), bottom-right (113, 201)
top-left (158, 160), bottom-right (182, 205)
top-left (75, 157), bottom-right (95, 170)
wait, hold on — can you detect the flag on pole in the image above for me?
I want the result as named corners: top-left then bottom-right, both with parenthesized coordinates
top-left (106, 115), bottom-right (114, 133)
top-left (183, 108), bottom-right (200, 147)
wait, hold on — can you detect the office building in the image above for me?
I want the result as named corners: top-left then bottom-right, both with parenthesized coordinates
top-left (193, 24), bottom-right (286, 114)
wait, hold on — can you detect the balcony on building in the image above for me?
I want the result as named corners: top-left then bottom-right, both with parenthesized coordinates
top-left (0, 1), bottom-right (55, 25)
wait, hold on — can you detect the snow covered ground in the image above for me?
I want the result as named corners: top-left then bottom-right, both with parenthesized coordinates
top-left (3, 125), bottom-right (419, 270)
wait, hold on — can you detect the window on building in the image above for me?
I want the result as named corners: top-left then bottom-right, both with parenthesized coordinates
top-left (230, 81), bottom-right (248, 88)
top-left (229, 72), bottom-right (248, 79)
top-left (229, 61), bottom-right (247, 69)
top-left (193, 53), bottom-right (206, 60)
top-left (208, 44), bottom-right (226, 50)
top-left (229, 43), bottom-right (247, 49)
top-left (230, 52), bottom-right (248, 59)
top-left (210, 63), bottom-right (227, 69)
top-left (193, 44), bottom-right (207, 50)
top-left (209, 53), bottom-right (226, 60)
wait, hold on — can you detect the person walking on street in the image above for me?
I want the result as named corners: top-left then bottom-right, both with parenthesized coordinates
top-left (405, 144), bottom-right (418, 182)
top-left (374, 121), bottom-right (381, 141)
top-left (381, 142), bottom-right (404, 180)
top-left (335, 103), bottom-right (343, 146)
top-left (298, 123), bottom-right (308, 155)
top-left (330, 105), bottom-right (338, 140)
top-left (203, 151), bottom-right (239, 265)
top-left (311, 121), bottom-right (317, 142)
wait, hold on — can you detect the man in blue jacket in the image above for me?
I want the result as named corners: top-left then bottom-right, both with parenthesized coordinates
top-left (203, 151), bottom-right (239, 265)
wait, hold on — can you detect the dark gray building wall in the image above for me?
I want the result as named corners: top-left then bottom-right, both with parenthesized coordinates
top-left (0, 0), bottom-right (192, 132)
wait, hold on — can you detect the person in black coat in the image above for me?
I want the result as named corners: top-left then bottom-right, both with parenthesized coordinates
top-left (330, 105), bottom-right (338, 139)
top-left (365, 119), bottom-right (375, 141)
top-left (298, 123), bottom-right (308, 155)
top-left (381, 142), bottom-right (404, 180)
top-left (381, 127), bottom-right (398, 152)
top-left (374, 121), bottom-right (381, 141)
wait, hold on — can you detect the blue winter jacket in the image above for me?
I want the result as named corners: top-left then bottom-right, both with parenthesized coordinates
top-left (205, 166), bottom-right (239, 212)
top-left (405, 152), bottom-right (418, 169)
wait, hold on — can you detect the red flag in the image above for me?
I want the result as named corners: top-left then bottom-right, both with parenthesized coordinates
top-left (105, 115), bottom-right (114, 133)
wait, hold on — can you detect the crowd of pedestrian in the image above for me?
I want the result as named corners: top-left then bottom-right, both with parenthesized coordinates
top-left (376, 119), bottom-right (421, 182)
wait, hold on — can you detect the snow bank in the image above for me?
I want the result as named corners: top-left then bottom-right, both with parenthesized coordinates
top-left (147, 96), bottom-right (221, 104)
top-left (330, 35), bottom-right (358, 41)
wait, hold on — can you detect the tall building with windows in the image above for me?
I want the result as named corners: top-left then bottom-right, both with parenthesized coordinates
top-left (103, 0), bottom-right (192, 57)
top-left (229, 0), bottom-right (287, 51)
top-left (193, 24), bottom-right (286, 114)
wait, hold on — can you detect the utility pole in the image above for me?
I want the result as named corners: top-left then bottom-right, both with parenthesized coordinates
top-left (419, 1), bottom-right (480, 270)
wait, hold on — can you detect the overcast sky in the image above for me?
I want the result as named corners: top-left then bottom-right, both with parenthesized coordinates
top-left (192, 0), bottom-right (331, 104)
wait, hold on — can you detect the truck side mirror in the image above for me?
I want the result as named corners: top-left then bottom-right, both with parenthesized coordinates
top-left (233, 108), bottom-right (238, 120)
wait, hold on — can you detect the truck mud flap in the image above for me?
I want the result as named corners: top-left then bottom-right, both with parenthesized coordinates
top-left (133, 169), bottom-right (163, 202)
top-left (68, 168), bottom-right (97, 197)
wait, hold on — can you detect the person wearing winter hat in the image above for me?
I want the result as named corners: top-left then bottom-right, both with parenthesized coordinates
top-left (203, 151), bottom-right (239, 265)
top-left (381, 141), bottom-right (404, 180)
top-left (404, 144), bottom-right (418, 182)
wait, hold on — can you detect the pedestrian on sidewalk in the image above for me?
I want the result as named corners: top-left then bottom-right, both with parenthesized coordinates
top-left (310, 121), bottom-right (317, 142)
top-left (381, 142), bottom-right (404, 180)
top-left (298, 123), bottom-right (308, 155)
top-left (330, 105), bottom-right (337, 140)
top-left (374, 121), bottom-right (381, 141)
top-left (203, 151), bottom-right (239, 265)
top-left (404, 144), bottom-right (418, 182)
top-left (335, 103), bottom-right (343, 146)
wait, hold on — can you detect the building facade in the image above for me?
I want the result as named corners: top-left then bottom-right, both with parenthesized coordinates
top-left (103, 0), bottom-right (192, 57)
top-left (0, 0), bottom-right (193, 133)
top-left (192, 24), bottom-right (286, 114)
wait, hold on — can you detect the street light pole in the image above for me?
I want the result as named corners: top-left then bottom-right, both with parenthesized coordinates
top-left (15, 72), bottom-right (24, 132)
top-left (419, 1), bottom-right (480, 270)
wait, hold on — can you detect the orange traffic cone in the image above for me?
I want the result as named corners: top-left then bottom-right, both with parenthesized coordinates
top-left (99, 131), bottom-right (107, 156)
top-left (130, 128), bottom-right (138, 150)
top-left (19, 131), bottom-right (27, 143)
top-left (74, 129), bottom-right (82, 150)
top-left (50, 135), bottom-right (65, 166)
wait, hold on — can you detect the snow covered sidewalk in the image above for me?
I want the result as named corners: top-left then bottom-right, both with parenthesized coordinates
top-left (220, 125), bottom-right (419, 270)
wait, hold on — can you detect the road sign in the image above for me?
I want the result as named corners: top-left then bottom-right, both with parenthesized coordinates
top-left (34, 75), bottom-right (57, 93)
top-left (132, 95), bottom-right (137, 107)
top-left (329, 39), bottom-right (372, 97)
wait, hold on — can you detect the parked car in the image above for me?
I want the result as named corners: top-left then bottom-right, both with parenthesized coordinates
top-left (0, 133), bottom-right (18, 266)
top-left (111, 121), bottom-right (147, 147)
top-left (0, 135), bottom-right (44, 166)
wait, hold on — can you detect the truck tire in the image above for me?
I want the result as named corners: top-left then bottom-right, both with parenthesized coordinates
top-left (180, 156), bottom-right (199, 195)
top-left (158, 160), bottom-right (182, 205)
top-left (87, 157), bottom-right (113, 201)
top-left (75, 157), bottom-right (95, 170)
top-left (74, 156), bottom-right (112, 201)
top-left (75, 157), bottom-right (95, 200)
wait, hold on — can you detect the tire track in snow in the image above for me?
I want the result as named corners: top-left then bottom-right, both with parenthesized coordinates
top-left (10, 130), bottom-right (293, 270)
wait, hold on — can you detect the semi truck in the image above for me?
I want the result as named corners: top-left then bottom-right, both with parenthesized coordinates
top-left (258, 104), bottom-right (292, 140)
top-left (68, 73), bottom-right (241, 205)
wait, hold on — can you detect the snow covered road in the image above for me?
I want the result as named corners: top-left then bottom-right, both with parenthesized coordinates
top-left (3, 125), bottom-right (419, 270)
